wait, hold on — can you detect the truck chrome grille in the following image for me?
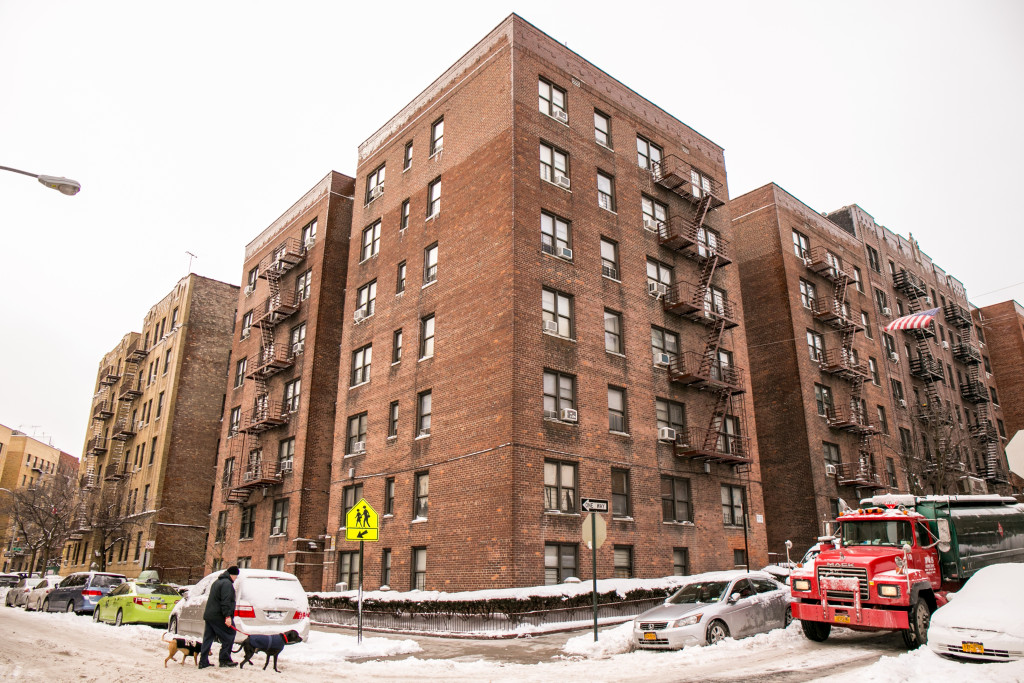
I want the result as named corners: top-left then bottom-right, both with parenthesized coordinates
top-left (817, 565), bottom-right (869, 601)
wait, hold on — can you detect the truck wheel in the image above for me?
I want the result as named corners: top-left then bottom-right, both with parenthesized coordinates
top-left (902, 600), bottom-right (931, 649)
top-left (801, 620), bottom-right (831, 642)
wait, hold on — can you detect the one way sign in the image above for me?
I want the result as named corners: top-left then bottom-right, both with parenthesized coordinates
top-left (581, 498), bottom-right (609, 513)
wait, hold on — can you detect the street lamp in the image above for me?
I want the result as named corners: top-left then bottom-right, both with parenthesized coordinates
top-left (0, 165), bottom-right (81, 195)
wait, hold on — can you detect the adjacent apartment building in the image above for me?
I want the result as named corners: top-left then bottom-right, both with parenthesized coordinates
top-left (320, 14), bottom-right (767, 592)
top-left (205, 171), bottom-right (354, 591)
top-left (65, 274), bottom-right (237, 582)
top-left (975, 300), bottom-right (1024, 440)
top-left (732, 184), bottom-right (1011, 554)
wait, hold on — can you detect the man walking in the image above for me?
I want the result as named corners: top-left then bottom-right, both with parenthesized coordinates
top-left (198, 565), bottom-right (239, 669)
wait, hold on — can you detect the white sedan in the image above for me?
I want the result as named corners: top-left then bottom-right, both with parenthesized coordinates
top-left (24, 576), bottom-right (63, 611)
top-left (928, 563), bottom-right (1024, 662)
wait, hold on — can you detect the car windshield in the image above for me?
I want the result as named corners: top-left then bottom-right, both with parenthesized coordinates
top-left (841, 520), bottom-right (913, 547)
top-left (137, 585), bottom-right (180, 596)
top-left (91, 575), bottom-right (124, 588)
top-left (667, 580), bottom-right (730, 604)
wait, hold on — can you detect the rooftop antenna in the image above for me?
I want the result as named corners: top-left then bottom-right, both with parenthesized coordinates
top-left (185, 251), bottom-right (197, 274)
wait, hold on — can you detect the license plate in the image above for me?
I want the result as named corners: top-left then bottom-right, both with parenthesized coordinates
top-left (265, 611), bottom-right (284, 621)
top-left (962, 641), bottom-right (984, 654)
top-left (643, 632), bottom-right (656, 641)
top-left (834, 613), bottom-right (851, 624)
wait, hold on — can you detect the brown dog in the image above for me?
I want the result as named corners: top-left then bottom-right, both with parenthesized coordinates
top-left (161, 632), bottom-right (201, 667)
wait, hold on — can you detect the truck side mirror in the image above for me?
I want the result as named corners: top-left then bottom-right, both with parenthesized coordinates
top-left (935, 519), bottom-right (951, 553)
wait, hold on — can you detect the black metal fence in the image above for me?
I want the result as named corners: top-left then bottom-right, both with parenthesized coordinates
top-left (311, 597), bottom-right (664, 635)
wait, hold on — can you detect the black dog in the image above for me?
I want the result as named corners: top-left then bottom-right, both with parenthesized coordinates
top-left (235, 629), bottom-right (302, 672)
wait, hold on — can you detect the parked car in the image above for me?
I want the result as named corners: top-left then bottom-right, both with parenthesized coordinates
top-left (633, 571), bottom-right (792, 650)
top-left (93, 581), bottom-right (183, 626)
top-left (928, 563), bottom-right (1024, 661)
top-left (168, 569), bottom-right (310, 643)
top-left (5, 574), bottom-right (42, 607)
top-left (42, 571), bottom-right (126, 614)
top-left (24, 576), bottom-right (63, 611)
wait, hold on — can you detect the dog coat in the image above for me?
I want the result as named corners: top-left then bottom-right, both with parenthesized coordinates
top-left (247, 633), bottom-right (287, 651)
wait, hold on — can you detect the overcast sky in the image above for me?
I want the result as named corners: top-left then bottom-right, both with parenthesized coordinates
top-left (1, 1), bottom-right (1021, 455)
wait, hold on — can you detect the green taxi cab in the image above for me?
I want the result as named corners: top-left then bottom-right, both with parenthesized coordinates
top-left (93, 582), bottom-right (182, 626)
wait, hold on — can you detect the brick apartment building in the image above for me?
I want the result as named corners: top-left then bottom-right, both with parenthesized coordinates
top-left (975, 300), bottom-right (1024, 440)
top-left (205, 171), bottom-right (354, 590)
top-left (65, 274), bottom-right (237, 581)
top-left (320, 14), bottom-right (767, 593)
top-left (732, 184), bottom-right (1011, 554)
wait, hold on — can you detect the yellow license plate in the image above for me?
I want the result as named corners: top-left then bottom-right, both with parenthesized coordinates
top-left (643, 632), bottom-right (657, 640)
top-left (834, 613), bottom-right (851, 624)
top-left (962, 642), bottom-right (984, 654)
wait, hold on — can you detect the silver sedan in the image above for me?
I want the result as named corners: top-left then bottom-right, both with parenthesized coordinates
top-left (634, 571), bottom-right (793, 650)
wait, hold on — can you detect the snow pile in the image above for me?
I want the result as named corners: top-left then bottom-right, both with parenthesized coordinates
top-left (930, 563), bottom-right (1024, 635)
top-left (842, 647), bottom-right (1024, 682)
top-left (287, 630), bottom-right (421, 663)
top-left (563, 621), bottom-right (634, 657)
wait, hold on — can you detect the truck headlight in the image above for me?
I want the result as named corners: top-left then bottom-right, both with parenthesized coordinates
top-left (793, 579), bottom-right (812, 592)
top-left (878, 584), bottom-right (900, 598)
top-left (671, 613), bottom-right (702, 628)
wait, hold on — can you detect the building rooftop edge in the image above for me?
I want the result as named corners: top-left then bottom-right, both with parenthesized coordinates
top-left (244, 170), bottom-right (349, 261)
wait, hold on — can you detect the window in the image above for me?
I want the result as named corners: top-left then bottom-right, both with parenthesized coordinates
top-left (600, 238), bottom-right (618, 279)
top-left (544, 459), bottom-right (577, 512)
top-left (338, 551), bottom-right (359, 589)
top-left (608, 386), bottom-right (627, 433)
top-left (290, 323), bottom-right (306, 354)
top-left (868, 357), bottom-right (880, 385)
top-left (998, 419), bottom-right (1007, 438)
top-left (661, 476), bottom-right (692, 523)
top-left (301, 219), bottom-right (317, 246)
top-left (164, 348), bottom-right (171, 373)
top-left (874, 288), bottom-right (888, 315)
top-left (356, 280), bottom-right (377, 318)
top-left (814, 384), bottom-right (834, 416)
top-left (290, 270), bottom-right (311, 304)
top-left (891, 378), bottom-right (905, 403)
top-left (734, 549), bottom-right (748, 569)
top-left (656, 398), bottom-right (686, 436)
top-left (853, 266), bottom-right (864, 292)
top-left (673, 549), bottom-right (689, 576)
top-left (604, 310), bottom-right (623, 354)
top-left (862, 311), bottom-right (873, 338)
top-left (799, 279), bottom-right (817, 308)
top-left (823, 442), bottom-right (840, 466)
top-left (597, 171), bottom-right (616, 211)
top-left (400, 199), bottom-right (410, 231)
top-left (897, 299), bottom-right (905, 317)
top-left (278, 438), bottom-right (294, 470)
top-left (646, 258), bottom-right (673, 292)
top-left (867, 245), bottom-right (881, 272)
top-left (611, 469), bottom-right (630, 517)
top-left (149, 436), bottom-right (157, 465)
top-left (426, 178), bottom-right (441, 217)
top-left (541, 212), bottom-right (571, 256)
top-left (594, 110), bottom-right (611, 147)
top-left (365, 163), bottom-right (385, 204)
top-left (429, 117), bottom-right (444, 156)
top-left (392, 329), bottom-right (403, 363)
top-left (411, 547), bottom-right (427, 590)
top-left (241, 311), bottom-right (253, 339)
top-left (215, 511), bottom-right (227, 543)
top-left (419, 314), bottom-right (435, 358)
top-left (236, 556), bottom-right (251, 569)
top-left (807, 330), bottom-right (825, 361)
top-left (538, 77), bottom-right (567, 119)
top-left (423, 243), bottom-right (438, 284)
top-left (234, 359), bottom-right (247, 388)
top-left (351, 344), bottom-right (372, 386)
top-left (222, 458), bottom-right (235, 488)
top-left (717, 415), bottom-right (742, 455)
top-left (543, 370), bottom-right (576, 418)
top-left (722, 485), bottom-right (746, 526)
top-left (396, 261), bottom-right (406, 294)
top-left (991, 387), bottom-right (1000, 405)
top-left (636, 136), bottom-right (662, 170)
top-left (888, 260), bottom-right (897, 277)
top-left (271, 499), bottom-right (289, 535)
top-left (229, 407), bottom-right (241, 436)
top-left (542, 288), bottom-right (573, 338)
top-left (246, 267), bottom-right (259, 293)
top-left (417, 390), bottom-right (432, 436)
top-left (283, 379), bottom-right (301, 413)
top-left (651, 326), bottom-right (680, 361)
top-left (360, 221), bottom-right (381, 261)
top-left (545, 543), bottom-right (577, 585)
top-left (388, 401), bottom-right (399, 438)
top-left (347, 413), bottom-right (367, 454)
top-left (381, 549), bottom-right (392, 586)
top-left (403, 141), bottom-right (413, 170)
top-left (983, 355), bottom-right (992, 373)
top-left (385, 477), bottom-right (395, 515)
top-left (341, 483), bottom-right (364, 524)
top-left (641, 195), bottom-right (667, 231)
top-left (614, 546), bottom-right (634, 578)
top-left (240, 505), bottom-right (255, 539)
top-left (884, 333), bottom-right (897, 357)
top-left (414, 472), bottom-right (429, 518)
top-left (539, 142), bottom-right (569, 185)
top-left (142, 484), bottom-right (150, 511)
top-left (886, 458), bottom-right (898, 488)
top-left (877, 405), bottom-right (889, 434)
top-left (792, 230), bottom-right (810, 259)
top-left (268, 555), bottom-right (285, 572)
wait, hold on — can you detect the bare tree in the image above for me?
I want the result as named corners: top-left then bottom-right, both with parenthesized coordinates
top-left (75, 481), bottom-right (157, 571)
top-left (891, 408), bottom-right (973, 495)
top-left (0, 472), bottom-right (80, 573)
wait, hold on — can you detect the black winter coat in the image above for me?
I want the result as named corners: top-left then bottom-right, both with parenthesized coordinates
top-left (203, 573), bottom-right (236, 622)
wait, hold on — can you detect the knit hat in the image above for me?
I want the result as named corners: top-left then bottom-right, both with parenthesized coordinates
top-left (226, 566), bottom-right (240, 576)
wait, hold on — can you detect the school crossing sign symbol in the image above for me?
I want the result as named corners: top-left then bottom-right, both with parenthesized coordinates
top-left (345, 499), bottom-right (379, 542)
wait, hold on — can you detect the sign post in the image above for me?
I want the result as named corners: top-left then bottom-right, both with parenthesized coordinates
top-left (581, 497), bottom-right (609, 642)
top-left (345, 499), bottom-right (380, 645)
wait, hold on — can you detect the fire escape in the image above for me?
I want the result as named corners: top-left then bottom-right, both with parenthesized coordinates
top-left (108, 339), bottom-right (147, 481)
top-left (653, 156), bottom-right (749, 464)
top-left (223, 239), bottom-right (303, 505)
top-left (806, 248), bottom-right (883, 489)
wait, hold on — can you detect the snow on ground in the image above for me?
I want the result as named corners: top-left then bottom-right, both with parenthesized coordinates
top-left (827, 646), bottom-right (1024, 682)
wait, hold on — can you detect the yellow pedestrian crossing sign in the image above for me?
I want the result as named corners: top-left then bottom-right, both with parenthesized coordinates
top-left (345, 499), bottom-right (379, 541)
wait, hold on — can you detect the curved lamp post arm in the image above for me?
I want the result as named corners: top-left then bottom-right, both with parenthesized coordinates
top-left (0, 165), bottom-right (81, 195)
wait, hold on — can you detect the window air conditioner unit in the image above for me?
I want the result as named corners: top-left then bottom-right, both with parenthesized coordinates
top-left (658, 427), bottom-right (677, 442)
top-left (889, 352), bottom-right (899, 363)
top-left (543, 320), bottom-right (559, 334)
top-left (244, 285), bottom-right (255, 297)
top-left (648, 281), bottom-right (668, 298)
top-left (352, 441), bottom-right (366, 455)
top-left (369, 184), bottom-right (383, 199)
top-left (241, 329), bottom-right (250, 340)
top-left (882, 307), bottom-right (892, 317)
top-left (643, 217), bottom-right (658, 231)
top-left (431, 145), bottom-right (443, 157)
top-left (271, 525), bottom-right (283, 535)
top-left (802, 257), bottom-right (813, 267)
top-left (278, 461), bottom-right (293, 474)
top-left (925, 297), bottom-right (933, 305)
top-left (558, 247), bottom-right (573, 260)
top-left (825, 464), bottom-right (837, 476)
top-left (292, 341), bottom-right (304, 355)
top-left (303, 237), bottom-right (316, 250)
top-left (602, 265), bottom-right (618, 280)
top-left (242, 471), bottom-right (255, 482)
top-left (554, 173), bottom-right (571, 189)
top-left (552, 109), bottom-right (568, 124)
top-left (354, 310), bottom-right (367, 323)
top-left (942, 341), bottom-right (950, 350)
top-left (654, 352), bottom-right (672, 367)
top-left (559, 408), bottom-right (578, 423)
top-left (898, 399), bottom-right (908, 409)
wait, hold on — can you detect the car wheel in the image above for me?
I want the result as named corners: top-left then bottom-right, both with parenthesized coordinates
top-left (706, 619), bottom-right (730, 644)
top-left (902, 600), bottom-right (931, 649)
top-left (66, 601), bottom-right (76, 614)
top-left (115, 609), bottom-right (124, 627)
top-left (784, 605), bottom-right (793, 627)
top-left (93, 608), bottom-right (102, 623)
top-left (42, 598), bottom-right (49, 612)
top-left (168, 616), bottom-right (178, 635)
top-left (801, 620), bottom-right (831, 642)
